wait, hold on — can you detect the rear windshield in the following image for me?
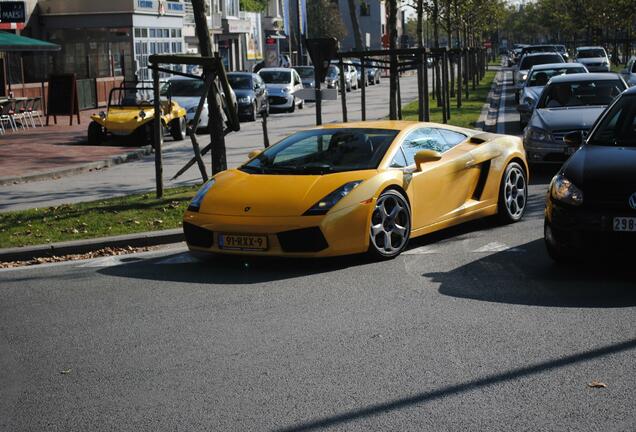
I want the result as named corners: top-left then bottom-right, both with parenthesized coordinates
top-left (577, 49), bottom-right (606, 58)
top-left (538, 80), bottom-right (626, 108)
top-left (520, 54), bottom-right (564, 69)
top-left (528, 67), bottom-right (587, 86)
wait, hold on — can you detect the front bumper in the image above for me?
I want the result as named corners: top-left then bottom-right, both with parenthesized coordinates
top-left (185, 109), bottom-right (209, 128)
top-left (182, 202), bottom-right (372, 257)
top-left (268, 94), bottom-right (294, 109)
top-left (523, 137), bottom-right (573, 163)
top-left (545, 198), bottom-right (636, 253)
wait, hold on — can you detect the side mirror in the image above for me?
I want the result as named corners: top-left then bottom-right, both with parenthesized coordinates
top-left (517, 103), bottom-right (531, 113)
top-left (563, 131), bottom-right (583, 148)
top-left (414, 149), bottom-right (442, 170)
top-left (248, 149), bottom-right (263, 159)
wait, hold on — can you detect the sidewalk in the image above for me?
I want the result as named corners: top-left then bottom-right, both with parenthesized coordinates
top-left (0, 110), bottom-right (154, 183)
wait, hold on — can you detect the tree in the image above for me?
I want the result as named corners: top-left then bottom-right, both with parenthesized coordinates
top-left (347, 0), bottom-right (364, 50)
top-left (306, 0), bottom-right (346, 40)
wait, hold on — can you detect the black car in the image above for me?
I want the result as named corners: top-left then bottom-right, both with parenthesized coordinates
top-left (366, 60), bottom-right (381, 85)
top-left (544, 86), bottom-right (636, 262)
top-left (227, 72), bottom-right (269, 121)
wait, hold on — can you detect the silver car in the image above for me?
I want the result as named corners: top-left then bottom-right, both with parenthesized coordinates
top-left (514, 52), bottom-right (565, 102)
top-left (575, 46), bottom-right (610, 72)
top-left (523, 73), bottom-right (627, 164)
top-left (258, 67), bottom-right (305, 112)
top-left (620, 57), bottom-right (636, 87)
top-left (517, 63), bottom-right (588, 127)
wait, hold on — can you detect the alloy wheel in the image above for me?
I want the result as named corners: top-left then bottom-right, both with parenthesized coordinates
top-left (504, 165), bottom-right (526, 219)
top-left (370, 192), bottom-right (410, 256)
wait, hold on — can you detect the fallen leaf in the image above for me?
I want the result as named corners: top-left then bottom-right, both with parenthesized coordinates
top-left (588, 380), bottom-right (607, 388)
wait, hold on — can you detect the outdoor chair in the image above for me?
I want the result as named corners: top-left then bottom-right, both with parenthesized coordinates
top-left (0, 101), bottom-right (17, 133)
top-left (11, 99), bottom-right (29, 130)
top-left (28, 97), bottom-right (44, 127)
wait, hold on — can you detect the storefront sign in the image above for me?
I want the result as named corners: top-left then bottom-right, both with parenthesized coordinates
top-left (0, 1), bottom-right (25, 23)
top-left (224, 18), bottom-right (251, 34)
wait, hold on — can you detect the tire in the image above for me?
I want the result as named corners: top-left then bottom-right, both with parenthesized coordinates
top-left (367, 189), bottom-right (411, 260)
top-left (88, 121), bottom-right (103, 145)
top-left (497, 162), bottom-right (528, 223)
top-left (169, 117), bottom-right (186, 141)
top-left (288, 97), bottom-right (296, 113)
top-left (298, 100), bottom-right (304, 109)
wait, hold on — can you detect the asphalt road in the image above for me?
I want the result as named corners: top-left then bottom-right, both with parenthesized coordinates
top-left (1, 67), bottom-right (634, 431)
top-left (0, 74), bottom-right (422, 212)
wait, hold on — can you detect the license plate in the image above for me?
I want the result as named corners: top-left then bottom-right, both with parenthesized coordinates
top-left (613, 217), bottom-right (636, 232)
top-left (219, 234), bottom-right (268, 251)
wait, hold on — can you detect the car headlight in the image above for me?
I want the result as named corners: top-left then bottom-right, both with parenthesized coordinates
top-left (527, 127), bottom-right (552, 142)
top-left (522, 73), bottom-right (528, 81)
top-left (550, 174), bottom-right (583, 206)
top-left (99, 111), bottom-right (106, 119)
top-left (238, 96), bottom-right (251, 104)
top-left (188, 179), bottom-right (216, 212)
top-left (303, 181), bottom-right (362, 216)
top-left (139, 110), bottom-right (146, 119)
top-left (281, 87), bottom-right (290, 94)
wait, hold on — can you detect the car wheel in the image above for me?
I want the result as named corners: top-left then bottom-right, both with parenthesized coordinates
top-left (368, 189), bottom-right (411, 259)
top-left (497, 162), bottom-right (527, 223)
top-left (289, 97), bottom-right (296, 113)
top-left (88, 121), bottom-right (104, 145)
top-left (169, 117), bottom-right (186, 141)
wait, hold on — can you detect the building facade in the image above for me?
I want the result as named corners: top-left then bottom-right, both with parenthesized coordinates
top-left (337, 0), bottom-right (386, 51)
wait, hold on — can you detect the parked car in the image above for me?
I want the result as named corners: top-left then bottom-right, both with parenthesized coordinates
top-left (514, 52), bottom-right (565, 102)
top-left (544, 85), bottom-right (636, 262)
top-left (523, 73), bottom-right (627, 164)
top-left (227, 72), bottom-right (269, 121)
top-left (293, 66), bottom-right (315, 101)
top-left (575, 46), bottom-right (610, 72)
top-left (324, 65), bottom-right (342, 91)
top-left (620, 57), bottom-right (636, 86)
top-left (517, 63), bottom-right (589, 127)
top-left (88, 83), bottom-right (187, 145)
top-left (366, 60), bottom-right (381, 85)
top-left (165, 77), bottom-right (210, 130)
top-left (350, 59), bottom-right (369, 87)
top-left (258, 67), bottom-right (304, 112)
top-left (553, 45), bottom-right (569, 62)
top-left (330, 61), bottom-right (358, 91)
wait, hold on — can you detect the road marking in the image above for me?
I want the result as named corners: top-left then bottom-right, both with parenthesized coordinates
top-left (473, 242), bottom-right (524, 253)
top-left (496, 70), bottom-right (508, 135)
top-left (403, 245), bottom-right (438, 255)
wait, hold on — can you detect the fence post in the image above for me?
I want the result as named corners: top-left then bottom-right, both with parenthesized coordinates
top-left (360, 56), bottom-right (366, 121)
top-left (423, 50), bottom-right (430, 122)
top-left (152, 65), bottom-right (163, 199)
top-left (417, 48), bottom-right (424, 121)
top-left (441, 50), bottom-right (448, 123)
top-left (444, 49), bottom-right (451, 121)
top-left (338, 57), bottom-right (348, 122)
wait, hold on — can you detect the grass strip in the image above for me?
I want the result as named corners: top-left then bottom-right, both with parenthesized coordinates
top-left (0, 185), bottom-right (199, 248)
top-left (401, 69), bottom-right (496, 129)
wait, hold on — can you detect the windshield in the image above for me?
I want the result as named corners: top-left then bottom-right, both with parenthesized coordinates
top-left (240, 128), bottom-right (399, 175)
top-left (168, 80), bottom-right (206, 97)
top-left (588, 95), bottom-right (636, 147)
top-left (520, 54), bottom-right (563, 70)
top-left (555, 45), bottom-right (566, 53)
top-left (528, 67), bottom-right (587, 86)
top-left (259, 70), bottom-right (291, 84)
top-left (326, 66), bottom-right (338, 78)
top-left (109, 87), bottom-right (155, 107)
top-left (577, 49), bottom-right (606, 58)
top-left (538, 80), bottom-right (626, 108)
top-left (294, 67), bottom-right (314, 79)
top-left (228, 74), bottom-right (252, 90)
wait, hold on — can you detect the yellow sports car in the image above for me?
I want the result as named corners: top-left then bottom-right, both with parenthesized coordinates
top-left (88, 83), bottom-right (187, 145)
top-left (183, 121), bottom-right (529, 259)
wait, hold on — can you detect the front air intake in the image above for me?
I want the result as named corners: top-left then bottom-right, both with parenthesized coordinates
top-left (277, 227), bottom-right (328, 253)
top-left (183, 222), bottom-right (214, 248)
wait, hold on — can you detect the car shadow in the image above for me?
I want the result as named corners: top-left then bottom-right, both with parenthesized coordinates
top-left (98, 251), bottom-right (371, 285)
top-left (425, 238), bottom-right (636, 308)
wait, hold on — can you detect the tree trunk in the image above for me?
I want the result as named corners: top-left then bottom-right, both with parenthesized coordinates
top-left (416, 0), bottom-right (423, 49)
top-left (191, 0), bottom-right (227, 174)
top-left (388, 0), bottom-right (398, 119)
top-left (347, 0), bottom-right (364, 51)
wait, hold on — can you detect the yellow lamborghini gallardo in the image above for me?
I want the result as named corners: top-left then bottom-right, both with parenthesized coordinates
top-left (183, 121), bottom-right (528, 259)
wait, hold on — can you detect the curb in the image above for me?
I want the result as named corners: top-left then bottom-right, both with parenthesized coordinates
top-left (0, 229), bottom-right (184, 262)
top-left (0, 145), bottom-right (155, 186)
top-left (483, 69), bottom-right (503, 133)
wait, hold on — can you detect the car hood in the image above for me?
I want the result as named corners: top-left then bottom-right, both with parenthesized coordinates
top-left (172, 96), bottom-right (205, 110)
top-left (530, 106), bottom-right (605, 131)
top-left (265, 83), bottom-right (292, 90)
top-left (199, 169), bottom-right (377, 217)
top-left (562, 145), bottom-right (636, 205)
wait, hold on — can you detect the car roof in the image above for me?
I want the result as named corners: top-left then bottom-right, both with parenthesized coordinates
top-left (530, 63), bottom-right (585, 71)
top-left (576, 46), bottom-right (605, 51)
top-left (259, 67), bottom-right (293, 72)
top-left (522, 52), bottom-right (560, 58)
top-left (548, 72), bottom-right (622, 83)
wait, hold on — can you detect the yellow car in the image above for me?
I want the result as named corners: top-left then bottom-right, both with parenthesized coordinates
top-left (183, 121), bottom-right (529, 259)
top-left (88, 83), bottom-right (187, 145)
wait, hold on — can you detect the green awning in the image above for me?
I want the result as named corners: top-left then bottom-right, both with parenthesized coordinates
top-left (0, 31), bottom-right (60, 52)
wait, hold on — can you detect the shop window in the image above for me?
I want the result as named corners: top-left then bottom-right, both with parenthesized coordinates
top-left (134, 28), bottom-right (141, 37)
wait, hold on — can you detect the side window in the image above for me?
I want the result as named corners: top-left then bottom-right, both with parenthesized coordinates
top-left (390, 147), bottom-right (408, 168)
top-left (436, 129), bottom-right (467, 148)
top-left (293, 72), bottom-right (301, 86)
top-left (401, 128), bottom-right (447, 165)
